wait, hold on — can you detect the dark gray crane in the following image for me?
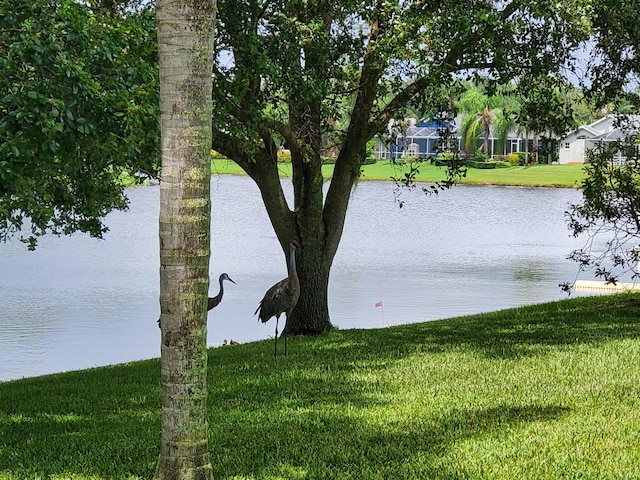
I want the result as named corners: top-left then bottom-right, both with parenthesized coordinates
top-left (255, 240), bottom-right (300, 356)
top-left (207, 273), bottom-right (236, 310)
top-left (157, 273), bottom-right (235, 328)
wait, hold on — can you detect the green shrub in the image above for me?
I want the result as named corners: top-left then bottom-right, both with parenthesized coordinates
top-left (507, 153), bottom-right (519, 166)
top-left (517, 152), bottom-right (529, 165)
top-left (366, 138), bottom-right (376, 158)
top-left (473, 150), bottom-right (489, 162)
top-left (277, 150), bottom-right (292, 163)
top-left (434, 157), bottom-right (465, 168)
top-left (466, 160), bottom-right (496, 169)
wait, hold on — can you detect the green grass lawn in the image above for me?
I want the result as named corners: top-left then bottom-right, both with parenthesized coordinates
top-left (1, 294), bottom-right (639, 479)
top-left (211, 158), bottom-right (587, 188)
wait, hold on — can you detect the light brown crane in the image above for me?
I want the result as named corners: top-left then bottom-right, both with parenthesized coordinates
top-left (255, 240), bottom-right (300, 356)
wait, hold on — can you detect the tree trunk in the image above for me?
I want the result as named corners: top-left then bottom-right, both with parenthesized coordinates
top-left (285, 240), bottom-right (332, 335)
top-left (155, 1), bottom-right (215, 479)
top-left (251, 157), bottom-right (335, 335)
top-left (219, 6), bottom-right (379, 337)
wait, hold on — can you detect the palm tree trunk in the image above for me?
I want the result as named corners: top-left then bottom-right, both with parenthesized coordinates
top-left (155, 1), bottom-right (216, 479)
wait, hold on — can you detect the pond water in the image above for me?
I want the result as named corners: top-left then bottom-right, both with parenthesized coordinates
top-left (0, 175), bottom-right (598, 381)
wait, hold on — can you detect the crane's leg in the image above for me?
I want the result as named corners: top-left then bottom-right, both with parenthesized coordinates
top-left (284, 317), bottom-right (288, 357)
top-left (274, 318), bottom-right (279, 357)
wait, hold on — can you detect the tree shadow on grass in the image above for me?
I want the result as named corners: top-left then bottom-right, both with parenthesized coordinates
top-left (204, 294), bottom-right (638, 477)
top-left (0, 355), bottom-right (573, 480)
top-left (208, 401), bottom-right (570, 479)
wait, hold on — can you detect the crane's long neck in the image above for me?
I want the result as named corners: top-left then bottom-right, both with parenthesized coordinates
top-left (218, 276), bottom-right (225, 295)
top-left (288, 245), bottom-right (297, 279)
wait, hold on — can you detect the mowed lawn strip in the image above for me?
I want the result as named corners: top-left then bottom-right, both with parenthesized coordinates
top-left (211, 158), bottom-right (586, 188)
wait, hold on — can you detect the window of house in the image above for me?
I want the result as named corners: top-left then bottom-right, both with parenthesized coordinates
top-left (564, 142), bottom-right (570, 150)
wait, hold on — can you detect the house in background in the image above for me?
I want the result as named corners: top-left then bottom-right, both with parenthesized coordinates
top-left (374, 116), bottom-right (533, 160)
top-left (558, 115), bottom-right (640, 164)
top-left (373, 117), bottom-right (457, 160)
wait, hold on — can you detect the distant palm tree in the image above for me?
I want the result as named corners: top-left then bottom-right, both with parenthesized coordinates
top-left (458, 87), bottom-right (517, 157)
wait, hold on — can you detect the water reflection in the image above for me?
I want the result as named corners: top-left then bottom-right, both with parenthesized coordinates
top-left (1, 175), bottom-right (595, 381)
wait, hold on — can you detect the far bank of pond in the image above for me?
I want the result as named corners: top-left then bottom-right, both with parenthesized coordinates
top-left (211, 158), bottom-right (587, 188)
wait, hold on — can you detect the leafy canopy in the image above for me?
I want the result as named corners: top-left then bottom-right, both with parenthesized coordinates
top-left (211, 0), bottom-right (593, 165)
top-left (0, 0), bottom-right (159, 248)
top-left (586, 0), bottom-right (640, 107)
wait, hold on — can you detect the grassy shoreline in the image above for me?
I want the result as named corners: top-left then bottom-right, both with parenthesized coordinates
top-left (211, 158), bottom-right (587, 188)
top-left (1, 294), bottom-right (639, 479)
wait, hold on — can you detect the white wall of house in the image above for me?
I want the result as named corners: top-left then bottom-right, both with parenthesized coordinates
top-left (559, 133), bottom-right (588, 164)
top-left (558, 115), bottom-right (639, 164)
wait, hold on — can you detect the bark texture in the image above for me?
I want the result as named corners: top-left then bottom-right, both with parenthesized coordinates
top-left (155, 0), bottom-right (216, 478)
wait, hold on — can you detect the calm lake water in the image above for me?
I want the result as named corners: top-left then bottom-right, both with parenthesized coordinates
top-left (0, 175), bottom-right (597, 381)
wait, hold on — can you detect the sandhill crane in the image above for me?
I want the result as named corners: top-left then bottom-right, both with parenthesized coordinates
top-left (207, 273), bottom-right (236, 310)
top-left (255, 240), bottom-right (300, 356)
top-left (157, 273), bottom-right (235, 328)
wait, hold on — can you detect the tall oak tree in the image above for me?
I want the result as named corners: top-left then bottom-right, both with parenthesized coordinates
top-left (211, 0), bottom-right (592, 334)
